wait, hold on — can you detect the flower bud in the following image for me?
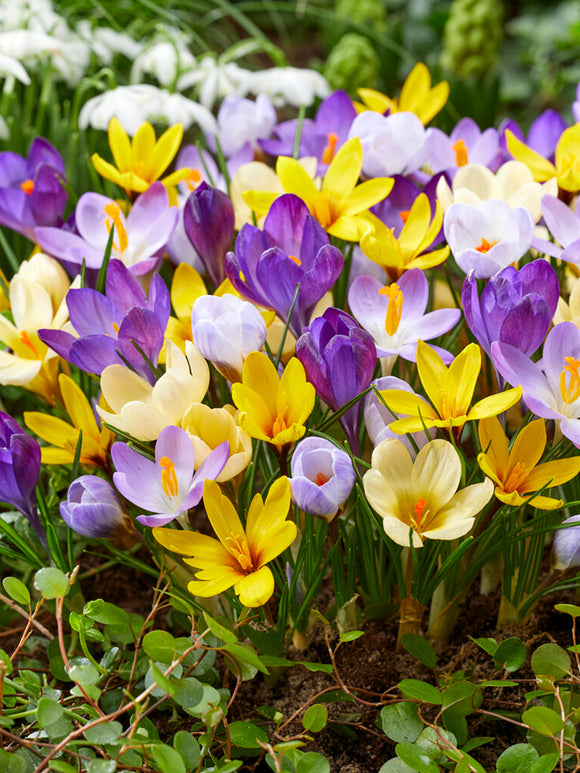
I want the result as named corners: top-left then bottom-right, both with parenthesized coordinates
top-left (60, 476), bottom-right (125, 538)
top-left (290, 437), bottom-right (355, 520)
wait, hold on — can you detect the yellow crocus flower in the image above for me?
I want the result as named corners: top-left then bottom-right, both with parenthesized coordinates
top-left (355, 62), bottom-right (449, 126)
top-left (153, 476), bottom-right (296, 607)
top-left (92, 118), bottom-right (190, 194)
top-left (24, 374), bottom-right (114, 467)
top-left (477, 416), bottom-right (580, 510)
top-left (381, 340), bottom-right (522, 441)
top-left (243, 137), bottom-right (393, 242)
top-left (505, 124), bottom-right (580, 193)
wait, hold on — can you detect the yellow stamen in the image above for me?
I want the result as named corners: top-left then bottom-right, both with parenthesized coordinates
top-left (504, 462), bottom-right (528, 493)
top-left (288, 254), bottom-right (302, 267)
top-left (225, 533), bottom-right (253, 572)
top-left (452, 139), bottom-right (468, 167)
top-left (379, 282), bottom-right (403, 336)
top-left (399, 210), bottom-right (410, 223)
top-left (103, 202), bottom-right (128, 254)
top-left (316, 472), bottom-right (329, 486)
top-left (560, 356), bottom-right (580, 405)
top-left (321, 132), bottom-right (339, 165)
top-left (185, 168), bottom-right (202, 191)
top-left (272, 414), bottom-right (289, 437)
top-left (159, 455), bottom-right (178, 498)
top-left (20, 179), bottom-right (35, 196)
top-left (19, 330), bottom-right (41, 359)
top-left (112, 322), bottom-right (120, 335)
top-left (476, 237), bottom-right (497, 254)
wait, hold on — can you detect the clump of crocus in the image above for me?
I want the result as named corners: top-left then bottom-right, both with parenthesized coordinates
top-left (60, 477), bottom-right (126, 537)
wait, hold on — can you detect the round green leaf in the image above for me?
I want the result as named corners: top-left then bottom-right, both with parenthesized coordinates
top-left (522, 706), bottom-right (565, 736)
top-left (554, 603), bottom-right (580, 618)
top-left (302, 704), bottom-right (328, 733)
top-left (396, 742), bottom-right (440, 773)
top-left (36, 697), bottom-right (64, 728)
top-left (228, 721), bottom-right (269, 748)
top-left (150, 744), bottom-right (186, 773)
top-left (378, 761), bottom-right (416, 773)
top-left (83, 599), bottom-right (129, 626)
top-left (531, 643), bottom-right (571, 681)
top-left (143, 631), bottom-right (176, 664)
top-left (295, 752), bottom-right (331, 773)
top-left (3, 576), bottom-right (30, 606)
top-left (83, 721), bottom-right (123, 745)
top-left (173, 731), bottom-right (201, 768)
top-left (493, 638), bottom-right (526, 673)
top-left (87, 761), bottom-right (117, 773)
top-left (33, 568), bottom-right (69, 599)
top-left (497, 744), bottom-right (539, 773)
top-left (380, 702), bottom-right (424, 743)
top-left (399, 679), bottom-right (442, 704)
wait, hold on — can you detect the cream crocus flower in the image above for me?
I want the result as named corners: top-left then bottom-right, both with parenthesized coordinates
top-left (181, 403), bottom-right (252, 482)
top-left (436, 161), bottom-right (558, 222)
top-left (0, 254), bottom-right (72, 403)
top-left (554, 276), bottom-right (580, 328)
top-left (363, 438), bottom-right (493, 548)
top-left (97, 340), bottom-right (209, 441)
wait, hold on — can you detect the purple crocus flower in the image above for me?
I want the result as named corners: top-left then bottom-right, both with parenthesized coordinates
top-left (533, 194), bottom-right (580, 265)
top-left (112, 425), bottom-right (229, 527)
top-left (225, 194), bottom-right (344, 337)
top-left (462, 260), bottom-right (559, 361)
top-left (183, 182), bottom-right (235, 286)
top-left (553, 515), bottom-right (580, 570)
top-left (35, 182), bottom-right (177, 277)
top-left (0, 412), bottom-right (45, 546)
top-left (290, 436), bottom-right (355, 520)
top-left (422, 118), bottom-right (502, 181)
top-left (0, 137), bottom-right (67, 241)
top-left (295, 308), bottom-right (377, 454)
top-left (60, 476), bottom-right (125, 538)
top-left (492, 321), bottom-right (580, 448)
top-left (38, 259), bottom-right (170, 383)
top-left (500, 110), bottom-right (567, 163)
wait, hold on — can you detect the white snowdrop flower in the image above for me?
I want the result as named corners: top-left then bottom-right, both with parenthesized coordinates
top-left (246, 67), bottom-right (330, 107)
top-left (75, 21), bottom-right (142, 64)
top-left (177, 57), bottom-right (252, 109)
top-left (132, 35), bottom-right (196, 87)
top-left (0, 54), bottom-right (30, 85)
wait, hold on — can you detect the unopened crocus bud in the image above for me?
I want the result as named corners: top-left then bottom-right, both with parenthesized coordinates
top-left (60, 476), bottom-right (125, 538)
top-left (183, 182), bottom-right (235, 286)
top-left (191, 293), bottom-right (267, 382)
top-left (552, 515), bottom-right (580, 570)
top-left (290, 437), bottom-right (355, 520)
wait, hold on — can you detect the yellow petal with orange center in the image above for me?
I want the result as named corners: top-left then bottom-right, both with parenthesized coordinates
top-left (108, 117), bottom-right (132, 173)
top-left (150, 123), bottom-right (183, 181)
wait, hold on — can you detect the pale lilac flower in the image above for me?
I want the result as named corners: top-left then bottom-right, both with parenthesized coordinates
top-left (423, 118), bottom-right (501, 179)
top-left (290, 437), bottom-right (355, 520)
top-left (364, 376), bottom-right (435, 452)
top-left (348, 111), bottom-right (428, 178)
top-left (191, 294), bottom-right (267, 382)
top-left (348, 269), bottom-right (459, 363)
top-left (553, 515), bottom-right (580, 570)
top-left (60, 477), bottom-right (125, 538)
top-left (533, 194), bottom-right (580, 265)
top-left (112, 425), bottom-right (229, 527)
top-left (444, 199), bottom-right (534, 278)
top-left (207, 94), bottom-right (277, 158)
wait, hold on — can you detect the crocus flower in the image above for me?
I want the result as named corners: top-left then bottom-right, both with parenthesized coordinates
top-left (231, 352), bottom-right (315, 451)
top-left (381, 340), bottom-right (522, 441)
top-left (348, 268), bottom-right (460, 362)
top-left (477, 416), bottom-right (580, 510)
top-left (532, 194), bottom-right (580, 265)
top-left (24, 373), bottom-right (114, 468)
top-left (554, 276), bottom-right (580, 328)
top-left (35, 182), bottom-right (178, 276)
top-left (492, 321), bottom-right (580, 448)
top-left (506, 123), bottom-right (580, 193)
top-left (348, 111), bottom-right (428, 179)
top-left (553, 516), bottom-right (580, 570)
top-left (113, 425), bottom-right (229, 527)
top-left (225, 193), bottom-right (344, 337)
top-left (423, 119), bottom-right (502, 179)
top-left (60, 476), bottom-right (125, 537)
top-left (500, 109), bottom-right (567, 163)
top-left (0, 411), bottom-right (45, 545)
top-left (0, 137), bottom-right (67, 241)
top-left (243, 136), bottom-right (393, 241)
top-left (363, 438), bottom-right (493, 548)
top-left (153, 476), bottom-right (296, 607)
top-left (191, 294), bottom-right (267, 382)
top-left (290, 436), bottom-right (355, 520)
top-left (295, 308), bottom-right (377, 454)
top-left (462, 260), bottom-right (559, 360)
top-left (444, 199), bottom-right (534, 278)
top-left (364, 376), bottom-right (435, 452)
top-left (207, 94), bottom-right (277, 159)
top-left (183, 182), bottom-right (235, 286)
top-left (91, 118), bottom-right (189, 194)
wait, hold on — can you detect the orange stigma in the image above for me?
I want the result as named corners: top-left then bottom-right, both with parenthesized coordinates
top-left (476, 237), bottom-right (497, 254)
top-left (20, 179), bottom-right (35, 196)
top-left (399, 210), bottom-right (410, 223)
top-left (185, 168), bottom-right (202, 191)
top-left (315, 472), bottom-right (329, 486)
top-left (452, 139), bottom-right (468, 167)
top-left (159, 456), bottom-right (178, 498)
top-left (321, 132), bottom-right (339, 165)
top-left (19, 330), bottom-right (41, 359)
top-left (504, 462), bottom-right (527, 493)
top-left (288, 254), bottom-right (302, 267)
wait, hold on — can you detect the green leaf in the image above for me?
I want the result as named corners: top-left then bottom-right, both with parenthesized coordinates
top-left (380, 702), bottom-right (424, 743)
top-left (338, 630), bottom-right (364, 643)
top-left (2, 576), bottom-right (30, 606)
top-left (142, 631), bottom-right (176, 664)
top-left (497, 744), bottom-right (539, 773)
top-left (442, 682), bottom-right (482, 717)
top-left (69, 611), bottom-right (94, 632)
top-left (554, 603), bottom-right (580, 618)
top-left (529, 752), bottom-right (560, 773)
top-left (522, 706), bottom-right (564, 735)
top-left (172, 677), bottom-right (204, 710)
top-left (395, 742), bottom-right (440, 773)
top-left (87, 761), bottom-right (117, 773)
top-left (400, 634), bottom-right (437, 668)
top-left (399, 680), bottom-right (442, 704)
top-left (416, 727), bottom-right (456, 761)
top-left (261, 655), bottom-right (333, 674)
top-left (0, 649), bottom-right (12, 676)
top-left (470, 636), bottom-right (498, 656)
top-left (302, 705), bottom-right (328, 733)
top-left (33, 568), bottom-right (69, 599)
top-left (173, 731), bottom-right (201, 768)
top-left (493, 638), bottom-right (527, 672)
top-left (0, 750), bottom-right (28, 773)
top-left (150, 744), bottom-right (186, 773)
top-left (49, 762), bottom-right (77, 773)
top-left (36, 697), bottom-right (64, 728)
top-left (228, 720), bottom-right (269, 748)
top-left (202, 612), bottom-right (237, 644)
top-left (223, 643), bottom-right (269, 674)
top-left (83, 599), bottom-right (129, 627)
top-left (531, 643), bottom-right (571, 680)
top-left (83, 721), bottom-right (123, 745)
top-left (378, 761), bottom-right (416, 773)
top-left (149, 662), bottom-right (177, 695)
top-left (295, 752), bottom-right (331, 773)
top-left (68, 663), bottom-right (100, 686)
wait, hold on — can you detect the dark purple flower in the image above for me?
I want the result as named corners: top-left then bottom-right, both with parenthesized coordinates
top-left (295, 308), bottom-right (377, 454)
top-left (60, 476), bottom-right (125, 538)
top-left (0, 412), bottom-right (45, 546)
top-left (0, 137), bottom-right (67, 241)
top-left (225, 194), bottom-right (344, 337)
top-left (462, 260), bottom-right (559, 361)
top-left (39, 259), bottom-right (170, 383)
top-left (183, 181), bottom-right (235, 286)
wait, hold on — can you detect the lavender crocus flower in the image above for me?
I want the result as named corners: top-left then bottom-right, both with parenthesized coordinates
top-left (533, 194), bottom-right (580, 265)
top-left (295, 308), bottom-right (377, 454)
top-left (462, 260), bottom-right (559, 360)
top-left (553, 515), bottom-right (580, 570)
top-left (225, 194), bottom-right (344, 337)
top-left (500, 110), bottom-right (567, 163)
top-left (39, 259), bottom-right (170, 383)
top-left (364, 376), bottom-right (435, 452)
top-left (348, 268), bottom-right (460, 363)
top-left (422, 118), bottom-right (502, 180)
top-left (348, 111), bottom-right (428, 178)
top-left (290, 437), bottom-right (355, 520)
top-left (191, 293), bottom-right (267, 382)
top-left (60, 476), bottom-right (125, 538)
top-left (0, 411), bottom-right (45, 546)
top-left (183, 182), bottom-right (235, 286)
top-left (112, 425), bottom-right (229, 527)
top-left (35, 182), bottom-right (177, 277)
top-left (207, 94), bottom-right (277, 159)
top-left (0, 137), bottom-right (67, 241)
